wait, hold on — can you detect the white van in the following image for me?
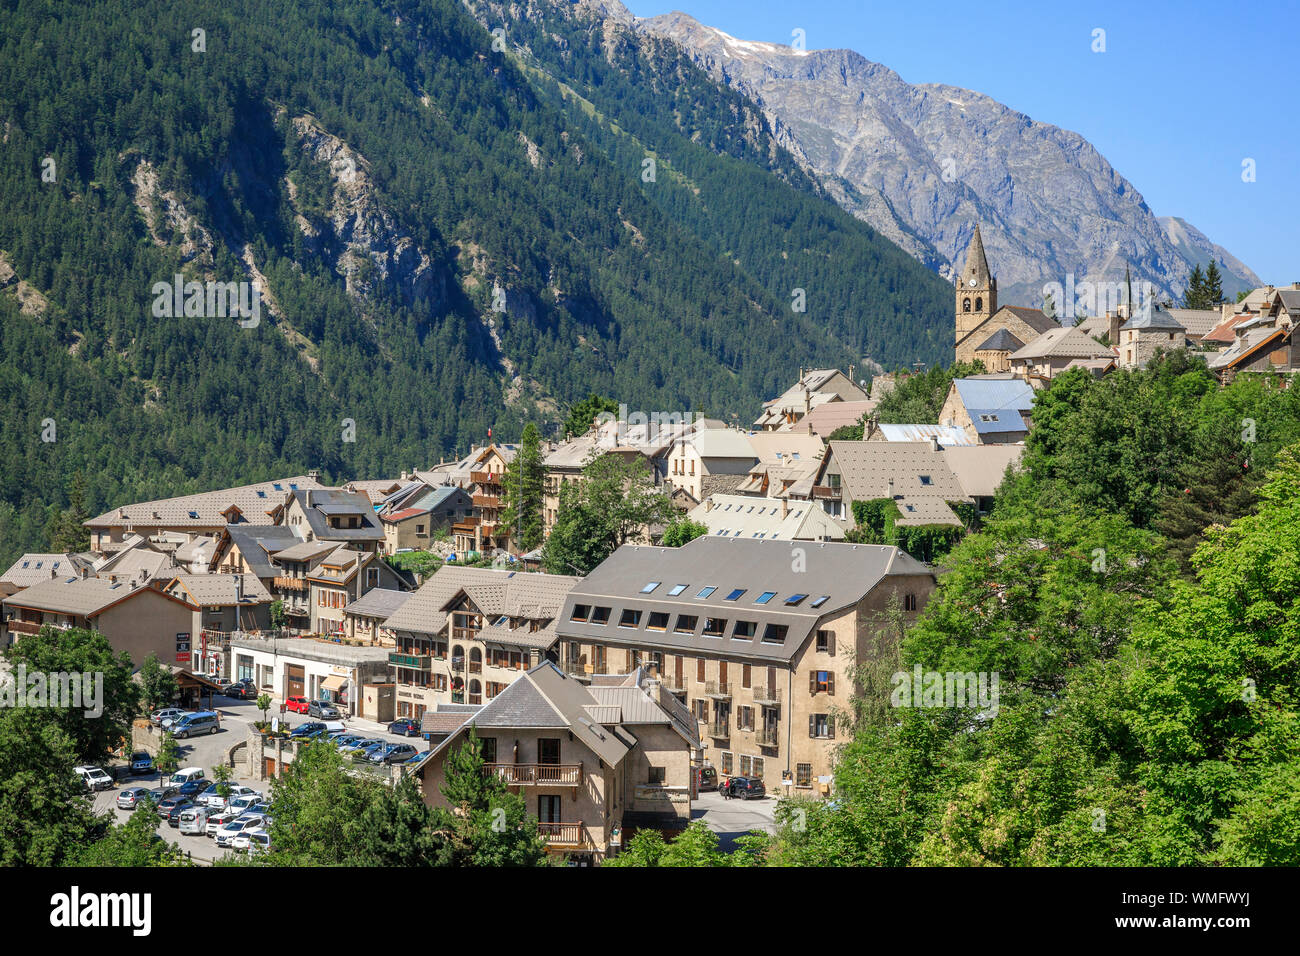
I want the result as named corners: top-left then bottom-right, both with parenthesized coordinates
top-left (322, 720), bottom-right (346, 735)
top-left (178, 805), bottom-right (209, 835)
top-left (171, 767), bottom-right (207, 787)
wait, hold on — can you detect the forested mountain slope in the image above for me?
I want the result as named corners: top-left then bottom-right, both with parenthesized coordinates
top-left (0, 0), bottom-right (950, 561)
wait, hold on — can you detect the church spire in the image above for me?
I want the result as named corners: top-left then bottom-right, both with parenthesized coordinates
top-left (962, 223), bottom-right (992, 285)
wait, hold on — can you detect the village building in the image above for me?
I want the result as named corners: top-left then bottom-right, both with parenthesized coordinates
top-left (938, 376), bottom-right (1036, 444)
top-left (1116, 305), bottom-right (1188, 369)
top-left (412, 662), bottom-right (700, 863)
top-left (753, 368), bottom-right (870, 432)
top-left (381, 566), bottom-right (582, 721)
top-left (228, 635), bottom-right (394, 721)
top-left (552, 536), bottom-right (936, 788)
top-left (84, 474), bottom-right (323, 553)
top-left (1007, 327), bottom-right (1117, 382)
top-left (282, 488), bottom-right (385, 553)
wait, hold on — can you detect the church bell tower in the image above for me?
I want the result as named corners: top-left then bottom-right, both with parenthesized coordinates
top-left (955, 224), bottom-right (997, 351)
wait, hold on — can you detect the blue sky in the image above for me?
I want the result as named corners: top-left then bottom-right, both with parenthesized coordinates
top-left (624, 0), bottom-right (1299, 284)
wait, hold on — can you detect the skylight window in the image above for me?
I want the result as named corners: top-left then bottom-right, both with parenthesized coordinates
top-left (755, 591), bottom-right (777, 605)
top-left (289, 483), bottom-right (299, 490)
top-left (640, 582), bottom-right (661, 594)
top-left (273, 483), bottom-right (283, 491)
top-left (697, 586), bottom-right (717, 599)
top-left (919, 475), bottom-right (932, 486)
top-left (256, 491), bottom-right (267, 498)
top-left (810, 595), bottom-right (830, 608)
top-left (668, 584), bottom-right (688, 596)
top-left (188, 511), bottom-right (199, 519)
top-left (725, 588), bottom-right (746, 601)
top-left (785, 593), bottom-right (808, 606)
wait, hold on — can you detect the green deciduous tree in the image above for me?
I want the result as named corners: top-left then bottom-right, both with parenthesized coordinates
top-left (660, 517), bottom-right (708, 547)
top-left (139, 652), bottom-right (177, 713)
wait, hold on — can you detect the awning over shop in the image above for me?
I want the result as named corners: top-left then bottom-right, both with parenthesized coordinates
top-left (321, 675), bottom-right (347, 693)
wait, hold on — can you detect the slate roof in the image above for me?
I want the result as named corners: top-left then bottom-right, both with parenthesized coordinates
top-left (778, 399), bottom-right (877, 439)
top-left (872, 424), bottom-right (974, 446)
top-left (290, 489), bottom-right (385, 543)
top-left (1165, 308), bottom-right (1222, 337)
top-left (826, 441), bottom-right (971, 511)
top-left (998, 305), bottom-right (1060, 336)
top-left (1119, 305), bottom-right (1186, 332)
top-left (974, 328), bottom-right (1025, 352)
top-left (3, 576), bottom-right (193, 617)
top-left (1008, 326), bottom-right (1114, 361)
top-left (165, 573), bottom-right (272, 605)
top-left (343, 588), bottom-right (412, 620)
top-left (951, 378), bottom-right (1036, 435)
top-left (1, 553), bottom-right (94, 588)
top-left (688, 494), bottom-right (845, 541)
top-left (86, 475), bottom-right (322, 530)
top-left (222, 526), bottom-right (302, 579)
top-left (941, 445), bottom-right (1025, 499)
top-left (556, 536), bottom-right (933, 663)
top-left (383, 566), bottom-right (581, 636)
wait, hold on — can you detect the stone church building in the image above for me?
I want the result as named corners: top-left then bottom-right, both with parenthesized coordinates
top-left (954, 224), bottom-right (1059, 369)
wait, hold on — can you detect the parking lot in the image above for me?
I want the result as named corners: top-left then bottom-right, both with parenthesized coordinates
top-left (89, 692), bottom-right (431, 863)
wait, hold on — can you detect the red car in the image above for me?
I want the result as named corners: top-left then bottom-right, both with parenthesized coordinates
top-left (285, 696), bottom-right (310, 714)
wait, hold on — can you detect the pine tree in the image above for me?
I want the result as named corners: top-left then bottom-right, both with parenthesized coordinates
top-left (1204, 260), bottom-right (1224, 306)
top-left (499, 422), bottom-right (546, 553)
top-left (1184, 264), bottom-right (1208, 309)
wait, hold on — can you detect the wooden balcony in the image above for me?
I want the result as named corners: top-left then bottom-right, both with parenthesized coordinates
top-left (470, 471), bottom-right (500, 486)
top-left (485, 763), bottom-right (583, 787)
top-left (5, 619), bottom-right (45, 636)
top-left (539, 822), bottom-right (593, 850)
top-left (273, 576), bottom-right (308, 591)
top-left (472, 494), bottom-right (500, 509)
top-left (388, 652), bottom-right (432, 671)
top-left (811, 484), bottom-right (841, 499)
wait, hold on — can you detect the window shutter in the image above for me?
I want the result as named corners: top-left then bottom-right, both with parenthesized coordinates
top-left (827, 632), bottom-right (836, 656)
top-left (828, 672), bottom-right (836, 696)
top-left (743, 664), bottom-right (751, 688)
top-left (809, 671), bottom-right (817, 695)
top-left (808, 715), bottom-right (816, 738)
top-left (828, 717), bottom-right (836, 740)
top-left (697, 659), bottom-right (705, 683)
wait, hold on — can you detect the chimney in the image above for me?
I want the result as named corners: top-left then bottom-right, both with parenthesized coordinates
top-left (1109, 309), bottom-right (1122, 345)
top-left (781, 498), bottom-right (789, 519)
top-left (888, 476), bottom-right (896, 499)
top-left (235, 573), bottom-right (243, 604)
top-left (929, 436), bottom-right (940, 453)
top-left (704, 498), bottom-right (713, 513)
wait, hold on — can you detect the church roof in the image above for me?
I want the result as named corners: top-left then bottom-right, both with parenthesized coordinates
top-left (997, 305), bottom-right (1060, 336)
top-left (974, 328), bottom-right (1025, 352)
top-left (1120, 305), bottom-right (1186, 332)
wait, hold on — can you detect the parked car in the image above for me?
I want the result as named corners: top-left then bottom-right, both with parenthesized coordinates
top-left (405, 750), bottom-right (432, 764)
top-left (75, 765), bottom-right (115, 792)
top-left (158, 796), bottom-right (192, 822)
top-left (388, 718), bottom-right (421, 737)
top-left (350, 740), bottom-right (387, 760)
top-left (308, 700), bottom-right (341, 719)
top-left (232, 829), bottom-right (271, 855)
top-left (116, 787), bottom-right (153, 810)
top-left (724, 776), bottom-right (766, 800)
top-left (129, 751), bottom-right (156, 775)
top-left (148, 784), bottom-right (180, 803)
top-left (150, 708), bottom-right (188, 727)
top-left (178, 805), bottom-right (209, 835)
top-left (214, 814), bottom-right (267, 848)
top-left (376, 744), bottom-right (418, 764)
top-left (285, 696), bottom-right (310, 714)
top-left (289, 721), bottom-right (326, 738)
top-left (199, 783), bottom-right (258, 810)
top-left (172, 711), bottom-right (221, 739)
top-left (205, 807), bottom-right (245, 835)
top-left (339, 737), bottom-right (382, 754)
top-left (205, 801), bottom-right (267, 835)
top-left (220, 679), bottom-right (256, 699)
top-left (694, 765), bottom-right (718, 792)
top-left (170, 767), bottom-right (207, 787)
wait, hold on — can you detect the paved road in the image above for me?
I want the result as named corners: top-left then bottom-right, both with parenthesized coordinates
top-left (691, 789), bottom-right (778, 851)
top-left (93, 694), bottom-right (429, 863)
